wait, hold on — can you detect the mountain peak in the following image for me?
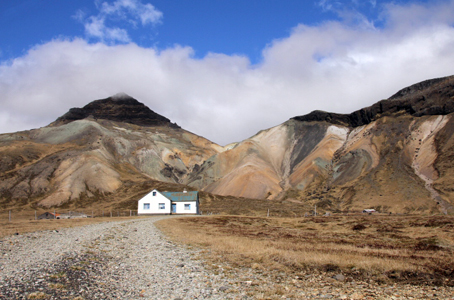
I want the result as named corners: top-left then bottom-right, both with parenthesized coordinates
top-left (111, 92), bottom-right (132, 100)
top-left (53, 94), bottom-right (179, 128)
top-left (292, 75), bottom-right (454, 127)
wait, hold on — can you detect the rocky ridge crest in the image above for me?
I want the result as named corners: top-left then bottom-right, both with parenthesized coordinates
top-left (52, 93), bottom-right (179, 128)
top-left (292, 75), bottom-right (454, 127)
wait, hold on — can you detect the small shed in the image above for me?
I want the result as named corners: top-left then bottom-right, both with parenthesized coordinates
top-left (38, 212), bottom-right (58, 219)
top-left (138, 189), bottom-right (199, 215)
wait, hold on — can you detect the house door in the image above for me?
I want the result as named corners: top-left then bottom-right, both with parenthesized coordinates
top-left (171, 204), bottom-right (176, 214)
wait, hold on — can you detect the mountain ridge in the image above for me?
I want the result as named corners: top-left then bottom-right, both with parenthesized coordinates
top-left (51, 93), bottom-right (179, 128)
top-left (187, 75), bottom-right (454, 214)
top-left (1, 75), bottom-right (454, 215)
top-left (292, 75), bottom-right (454, 128)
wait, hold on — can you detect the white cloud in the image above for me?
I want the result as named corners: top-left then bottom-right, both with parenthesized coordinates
top-left (1, 1), bottom-right (454, 145)
top-left (99, 0), bottom-right (163, 25)
top-left (85, 15), bottom-right (128, 42)
top-left (317, 0), bottom-right (379, 30)
top-left (77, 0), bottom-right (162, 43)
top-left (318, 0), bottom-right (377, 12)
top-left (317, 0), bottom-right (338, 12)
top-left (138, 3), bottom-right (164, 25)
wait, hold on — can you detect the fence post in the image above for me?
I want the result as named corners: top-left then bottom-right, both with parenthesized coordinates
top-left (9, 210), bottom-right (11, 222)
top-left (35, 211), bottom-right (37, 220)
top-left (110, 211), bottom-right (112, 218)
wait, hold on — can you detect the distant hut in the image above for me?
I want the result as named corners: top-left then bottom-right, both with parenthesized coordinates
top-left (38, 212), bottom-right (59, 219)
top-left (38, 211), bottom-right (87, 219)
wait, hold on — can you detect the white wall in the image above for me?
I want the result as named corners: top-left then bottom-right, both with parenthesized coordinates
top-left (138, 190), bottom-right (171, 215)
top-left (173, 201), bottom-right (198, 214)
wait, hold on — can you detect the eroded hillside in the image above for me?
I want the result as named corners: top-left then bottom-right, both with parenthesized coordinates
top-left (0, 94), bottom-right (222, 208)
top-left (1, 76), bottom-right (454, 215)
top-left (187, 76), bottom-right (454, 214)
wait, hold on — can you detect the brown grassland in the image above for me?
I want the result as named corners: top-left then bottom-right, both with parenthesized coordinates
top-left (0, 210), bottom-right (142, 239)
top-left (157, 214), bottom-right (454, 286)
top-left (2, 203), bottom-right (454, 289)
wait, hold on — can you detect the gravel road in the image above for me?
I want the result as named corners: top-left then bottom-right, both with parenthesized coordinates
top-left (1, 216), bottom-right (454, 299)
top-left (0, 216), bottom-right (240, 299)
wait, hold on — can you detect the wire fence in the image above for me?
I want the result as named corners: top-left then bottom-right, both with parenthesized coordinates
top-left (1, 209), bottom-right (140, 222)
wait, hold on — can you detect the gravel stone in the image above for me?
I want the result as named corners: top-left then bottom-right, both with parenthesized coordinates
top-left (0, 217), bottom-right (244, 299)
top-left (1, 216), bottom-right (454, 299)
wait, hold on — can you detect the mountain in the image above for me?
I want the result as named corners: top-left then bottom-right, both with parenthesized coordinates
top-left (1, 76), bottom-right (454, 215)
top-left (51, 93), bottom-right (176, 127)
top-left (187, 75), bottom-right (454, 214)
top-left (0, 94), bottom-right (223, 208)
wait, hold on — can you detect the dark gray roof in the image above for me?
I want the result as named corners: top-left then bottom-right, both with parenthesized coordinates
top-left (162, 191), bottom-right (198, 202)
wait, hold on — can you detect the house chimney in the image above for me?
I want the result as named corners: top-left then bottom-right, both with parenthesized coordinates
top-left (183, 188), bottom-right (187, 193)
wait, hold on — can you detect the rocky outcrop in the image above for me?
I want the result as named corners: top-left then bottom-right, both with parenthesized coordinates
top-left (52, 93), bottom-right (179, 128)
top-left (293, 75), bottom-right (454, 127)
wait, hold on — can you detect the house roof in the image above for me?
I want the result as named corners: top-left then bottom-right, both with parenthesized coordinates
top-left (39, 212), bottom-right (60, 216)
top-left (162, 191), bottom-right (198, 202)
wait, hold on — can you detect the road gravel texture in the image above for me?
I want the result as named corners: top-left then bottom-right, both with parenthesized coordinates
top-left (0, 217), bottom-right (238, 299)
top-left (1, 216), bottom-right (454, 299)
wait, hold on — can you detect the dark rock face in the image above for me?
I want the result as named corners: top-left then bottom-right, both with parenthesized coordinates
top-left (388, 77), bottom-right (449, 99)
top-left (54, 93), bottom-right (179, 128)
top-left (293, 75), bottom-right (454, 127)
top-left (289, 122), bottom-right (328, 172)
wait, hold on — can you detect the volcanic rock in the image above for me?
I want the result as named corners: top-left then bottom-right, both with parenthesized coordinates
top-left (293, 75), bottom-right (454, 127)
top-left (52, 93), bottom-right (178, 128)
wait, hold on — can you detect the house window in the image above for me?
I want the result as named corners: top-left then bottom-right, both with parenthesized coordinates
top-left (143, 203), bottom-right (150, 210)
top-left (184, 204), bottom-right (191, 210)
top-left (159, 203), bottom-right (165, 210)
top-left (152, 191), bottom-right (157, 196)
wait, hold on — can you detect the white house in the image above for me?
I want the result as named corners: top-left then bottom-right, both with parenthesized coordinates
top-left (138, 189), bottom-right (199, 215)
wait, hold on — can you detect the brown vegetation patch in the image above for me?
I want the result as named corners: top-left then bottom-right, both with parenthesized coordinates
top-left (158, 214), bottom-right (454, 286)
top-left (0, 210), bottom-right (143, 239)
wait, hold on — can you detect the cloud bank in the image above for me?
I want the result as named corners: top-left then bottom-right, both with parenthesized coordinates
top-left (1, 1), bottom-right (454, 145)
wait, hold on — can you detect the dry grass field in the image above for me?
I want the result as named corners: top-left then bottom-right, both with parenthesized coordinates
top-left (157, 214), bottom-right (454, 286)
top-left (0, 210), bottom-right (142, 239)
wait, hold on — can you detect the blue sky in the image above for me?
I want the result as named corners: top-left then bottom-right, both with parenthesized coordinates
top-left (0, 0), bottom-right (377, 62)
top-left (1, 0), bottom-right (453, 145)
